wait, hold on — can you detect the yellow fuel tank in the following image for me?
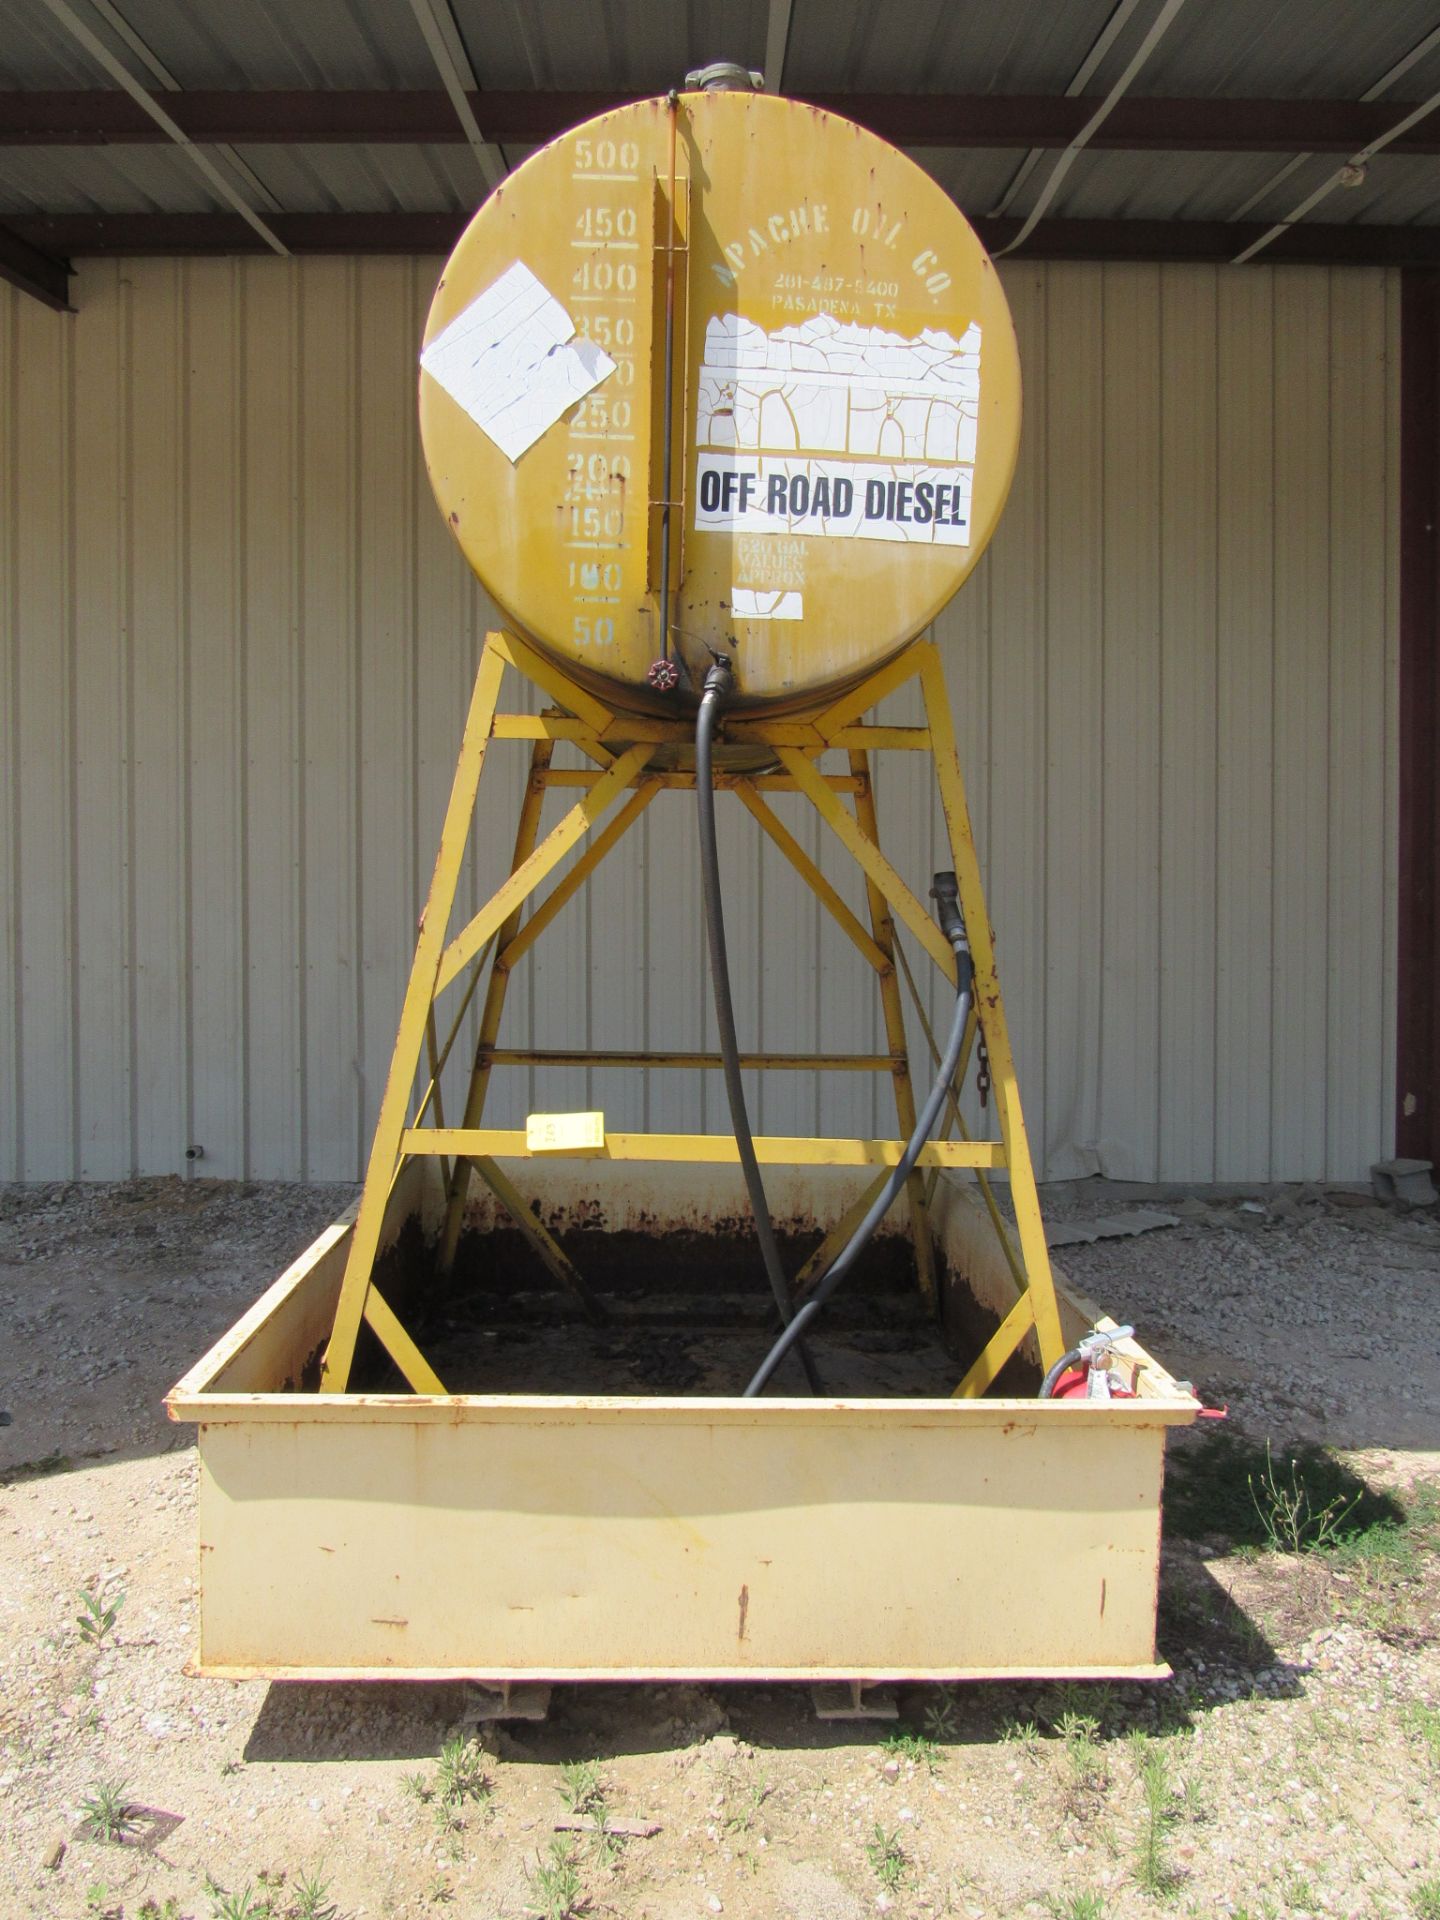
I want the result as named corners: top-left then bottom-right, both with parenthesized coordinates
top-left (420, 88), bottom-right (1021, 716)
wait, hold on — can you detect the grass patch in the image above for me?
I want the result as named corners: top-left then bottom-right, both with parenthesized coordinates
top-left (1404, 1701), bottom-right (1440, 1766)
top-left (1412, 1877), bottom-right (1440, 1920)
top-left (881, 1729), bottom-right (943, 1774)
top-left (1163, 1431), bottom-right (1404, 1550)
top-left (1049, 1895), bottom-right (1105, 1920)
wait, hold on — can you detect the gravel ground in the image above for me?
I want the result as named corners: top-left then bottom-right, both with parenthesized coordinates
top-left (0, 1176), bottom-right (1437, 1920)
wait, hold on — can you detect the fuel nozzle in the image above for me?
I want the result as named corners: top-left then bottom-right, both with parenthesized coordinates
top-left (930, 870), bottom-right (967, 949)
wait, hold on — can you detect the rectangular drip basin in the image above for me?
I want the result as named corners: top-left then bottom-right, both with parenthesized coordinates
top-left (167, 1162), bottom-right (1199, 1683)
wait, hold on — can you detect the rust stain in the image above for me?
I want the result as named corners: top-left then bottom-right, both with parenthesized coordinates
top-left (1100, 1580), bottom-right (1107, 1619)
top-left (372, 1616), bottom-right (408, 1628)
top-left (737, 1584), bottom-right (749, 1641)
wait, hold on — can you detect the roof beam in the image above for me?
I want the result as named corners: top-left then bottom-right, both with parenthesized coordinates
top-left (1232, 19), bottom-right (1440, 220)
top-left (402, 0), bottom-right (505, 189)
top-left (9, 90), bottom-right (1440, 154)
top-left (1234, 80), bottom-right (1440, 264)
top-left (764, 0), bottom-right (795, 95)
top-left (31, 0), bottom-right (288, 254)
top-left (0, 222), bottom-right (71, 309)
top-left (12, 210), bottom-right (1440, 268)
top-left (998, 0), bottom-right (1193, 256)
top-left (990, 0), bottom-right (1148, 216)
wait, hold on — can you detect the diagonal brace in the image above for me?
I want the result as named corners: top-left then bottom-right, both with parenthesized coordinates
top-left (779, 747), bottom-right (956, 980)
top-left (436, 742), bottom-right (654, 994)
top-left (465, 1155), bottom-right (607, 1323)
top-left (733, 780), bottom-right (889, 973)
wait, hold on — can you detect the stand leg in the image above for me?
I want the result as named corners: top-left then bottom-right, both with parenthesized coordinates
top-left (439, 738), bottom-right (555, 1269)
top-left (320, 638), bottom-right (507, 1392)
top-left (848, 749), bottom-right (939, 1312)
top-left (917, 643), bottom-right (1066, 1374)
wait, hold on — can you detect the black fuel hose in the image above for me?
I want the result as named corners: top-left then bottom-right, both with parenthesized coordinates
top-left (695, 661), bottom-right (822, 1393)
top-left (1040, 1349), bottom-right (1086, 1398)
top-left (743, 879), bottom-right (974, 1398)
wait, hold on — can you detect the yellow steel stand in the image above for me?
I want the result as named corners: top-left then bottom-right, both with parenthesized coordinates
top-left (318, 631), bottom-right (1065, 1396)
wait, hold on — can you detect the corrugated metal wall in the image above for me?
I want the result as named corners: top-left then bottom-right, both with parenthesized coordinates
top-left (0, 256), bottom-right (1398, 1184)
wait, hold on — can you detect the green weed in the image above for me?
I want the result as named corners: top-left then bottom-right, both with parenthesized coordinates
top-left (137, 1899), bottom-right (184, 1920)
top-left (403, 1736), bottom-right (490, 1839)
top-left (922, 1686), bottom-right (959, 1741)
top-left (588, 1819), bottom-right (627, 1873)
top-left (207, 1885), bottom-right (273, 1920)
top-left (881, 1729), bottom-right (943, 1774)
top-left (1049, 1894), bottom-right (1105, 1920)
top-left (721, 1772), bottom-right (771, 1834)
top-left (78, 1778), bottom-right (137, 1845)
top-left (1057, 1711), bottom-right (1107, 1796)
top-left (1413, 1878), bottom-right (1440, 1920)
top-left (865, 1823), bottom-right (907, 1891)
top-left (1163, 1430), bottom-right (1401, 1549)
top-left (1251, 1442), bottom-right (1362, 1553)
top-left (1049, 1681), bottom-right (1116, 1731)
top-left (288, 1865), bottom-right (337, 1920)
top-left (76, 1583), bottom-right (126, 1647)
top-left (556, 1758), bottom-right (605, 1818)
top-left (528, 1838), bottom-right (586, 1920)
top-left (1129, 1734), bottom-right (1180, 1897)
top-left (436, 1735), bottom-right (490, 1808)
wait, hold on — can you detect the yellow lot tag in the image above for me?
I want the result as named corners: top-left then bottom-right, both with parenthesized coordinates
top-left (525, 1110), bottom-right (607, 1154)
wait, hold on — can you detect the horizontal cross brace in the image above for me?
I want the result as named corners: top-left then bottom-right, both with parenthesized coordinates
top-left (541, 768), bottom-right (867, 793)
top-left (490, 713), bottom-right (932, 751)
top-left (483, 1048), bottom-right (894, 1071)
top-left (402, 1128), bottom-right (1006, 1168)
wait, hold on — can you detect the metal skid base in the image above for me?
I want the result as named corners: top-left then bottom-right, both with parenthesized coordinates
top-left (811, 1683), bottom-right (901, 1722)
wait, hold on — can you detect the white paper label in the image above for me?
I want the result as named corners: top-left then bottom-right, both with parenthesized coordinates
top-left (694, 313), bottom-right (979, 546)
top-left (420, 261), bottom-right (615, 463)
top-left (731, 588), bottom-right (804, 620)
